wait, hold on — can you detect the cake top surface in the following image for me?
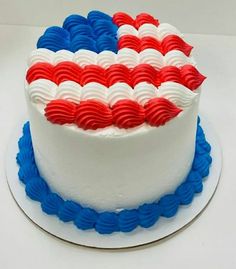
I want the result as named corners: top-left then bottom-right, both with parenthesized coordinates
top-left (25, 11), bottom-right (206, 132)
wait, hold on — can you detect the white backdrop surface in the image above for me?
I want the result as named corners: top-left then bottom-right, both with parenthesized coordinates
top-left (0, 1), bottom-right (236, 268)
top-left (0, 0), bottom-right (236, 35)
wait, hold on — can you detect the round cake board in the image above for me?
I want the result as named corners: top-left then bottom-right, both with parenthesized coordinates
top-left (5, 116), bottom-right (222, 249)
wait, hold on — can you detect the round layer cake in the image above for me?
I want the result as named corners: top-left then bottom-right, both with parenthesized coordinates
top-left (20, 11), bottom-right (210, 233)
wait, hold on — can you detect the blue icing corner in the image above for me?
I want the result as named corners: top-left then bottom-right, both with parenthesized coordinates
top-left (16, 119), bottom-right (212, 234)
top-left (37, 11), bottom-right (118, 53)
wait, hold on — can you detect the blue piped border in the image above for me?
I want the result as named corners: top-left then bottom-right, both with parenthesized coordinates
top-left (16, 118), bottom-right (212, 234)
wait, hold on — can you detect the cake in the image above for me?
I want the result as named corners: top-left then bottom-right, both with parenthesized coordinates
top-left (17, 11), bottom-right (212, 234)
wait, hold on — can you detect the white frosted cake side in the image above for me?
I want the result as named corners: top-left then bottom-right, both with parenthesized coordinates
top-left (26, 95), bottom-right (199, 210)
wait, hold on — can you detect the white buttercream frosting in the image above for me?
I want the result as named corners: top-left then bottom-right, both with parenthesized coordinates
top-left (53, 49), bottom-right (74, 64)
top-left (117, 48), bottom-right (139, 68)
top-left (108, 83), bottom-right (134, 106)
top-left (139, 49), bottom-right (164, 69)
top-left (74, 49), bottom-right (97, 67)
top-left (134, 82), bottom-right (157, 106)
top-left (81, 82), bottom-right (108, 103)
top-left (28, 48), bottom-right (195, 68)
top-left (97, 51), bottom-right (117, 68)
top-left (158, 82), bottom-right (198, 108)
top-left (117, 24), bottom-right (139, 37)
top-left (27, 79), bottom-right (57, 104)
top-left (28, 48), bottom-right (54, 66)
top-left (117, 23), bottom-right (184, 39)
top-left (26, 79), bottom-right (199, 110)
top-left (56, 81), bottom-right (81, 103)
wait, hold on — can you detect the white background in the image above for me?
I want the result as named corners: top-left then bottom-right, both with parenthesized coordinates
top-left (0, 0), bottom-right (236, 35)
top-left (0, 1), bottom-right (236, 268)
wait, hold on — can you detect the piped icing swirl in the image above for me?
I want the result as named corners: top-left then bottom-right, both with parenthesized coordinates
top-left (43, 98), bottom-right (182, 130)
top-left (26, 63), bottom-right (205, 90)
top-left (27, 79), bottom-right (198, 109)
top-left (28, 48), bottom-right (195, 68)
top-left (117, 23), bottom-right (183, 40)
top-left (157, 82), bottom-right (198, 108)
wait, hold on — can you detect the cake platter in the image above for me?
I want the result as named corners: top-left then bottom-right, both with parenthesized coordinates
top-left (5, 115), bottom-right (221, 249)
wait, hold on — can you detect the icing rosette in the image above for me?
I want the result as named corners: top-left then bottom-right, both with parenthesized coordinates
top-left (75, 100), bottom-right (113, 130)
top-left (112, 100), bottom-right (145, 128)
top-left (145, 97), bottom-right (182, 126)
top-left (44, 99), bottom-right (77, 124)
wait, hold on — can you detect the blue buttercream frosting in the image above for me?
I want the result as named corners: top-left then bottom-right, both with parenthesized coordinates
top-left (37, 11), bottom-right (118, 53)
top-left (16, 119), bottom-right (212, 234)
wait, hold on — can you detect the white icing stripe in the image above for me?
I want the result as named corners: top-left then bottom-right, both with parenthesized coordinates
top-left (157, 82), bottom-right (198, 108)
top-left (26, 79), bottom-right (198, 109)
top-left (28, 48), bottom-right (195, 68)
top-left (117, 23), bottom-right (184, 39)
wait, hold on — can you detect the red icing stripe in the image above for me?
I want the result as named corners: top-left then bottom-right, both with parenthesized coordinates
top-left (112, 100), bottom-right (145, 128)
top-left (27, 63), bottom-right (205, 91)
top-left (145, 98), bottom-right (182, 126)
top-left (113, 12), bottom-right (159, 29)
top-left (26, 62), bottom-right (53, 83)
top-left (118, 35), bottom-right (193, 56)
top-left (45, 99), bottom-right (77, 124)
top-left (44, 98), bottom-right (182, 130)
top-left (75, 100), bottom-right (113, 130)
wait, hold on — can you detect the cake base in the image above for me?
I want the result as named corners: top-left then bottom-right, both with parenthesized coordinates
top-left (5, 116), bottom-right (221, 249)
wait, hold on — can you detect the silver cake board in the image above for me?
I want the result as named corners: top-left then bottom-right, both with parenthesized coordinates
top-left (5, 116), bottom-right (222, 249)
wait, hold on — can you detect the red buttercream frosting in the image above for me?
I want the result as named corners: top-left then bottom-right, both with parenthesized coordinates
top-left (131, 64), bottom-right (160, 87)
top-left (26, 62), bottom-right (53, 83)
top-left (112, 12), bottom-right (159, 29)
top-left (27, 63), bottom-right (205, 91)
top-left (145, 98), bottom-right (182, 126)
top-left (75, 100), bottom-right (113, 130)
top-left (180, 65), bottom-right (206, 90)
top-left (44, 98), bottom-right (183, 130)
top-left (118, 35), bottom-right (192, 56)
top-left (134, 13), bottom-right (159, 28)
top-left (80, 65), bottom-right (107, 86)
top-left (53, 61), bottom-right (82, 84)
top-left (106, 64), bottom-right (131, 86)
top-left (112, 100), bottom-right (145, 128)
top-left (44, 99), bottom-right (77, 124)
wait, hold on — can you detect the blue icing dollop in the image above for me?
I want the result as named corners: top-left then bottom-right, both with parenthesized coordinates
top-left (96, 35), bottom-right (118, 53)
top-left (45, 26), bottom-right (70, 39)
top-left (70, 35), bottom-right (97, 53)
top-left (37, 11), bottom-right (118, 53)
top-left (63, 14), bottom-right (88, 31)
top-left (118, 209), bottom-right (139, 232)
top-left (138, 203), bottom-right (161, 228)
top-left (186, 170), bottom-right (203, 193)
top-left (37, 33), bottom-right (70, 52)
top-left (41, 193), bottom-right (64, 215)
top-left (74, 208), bottom-right (98, 230)
top-left (175, 182), bottom-right (195, 205)
top-left (58, 200), bottom-right (82, 222)
top-left (70, 24), bottom-right (95, 40)
top-left (95, 212), bottom-right (119, 234)
top-left (25, 177), bottom-right (49, 202)
top-left (18, 162), bottom-right (39, 184)
top-left (87, 10), bottom-right (112, 25)
top-left (159, 194), bottom-right (180, 218)
top-left (17, 119), bottom-right (212, 234)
